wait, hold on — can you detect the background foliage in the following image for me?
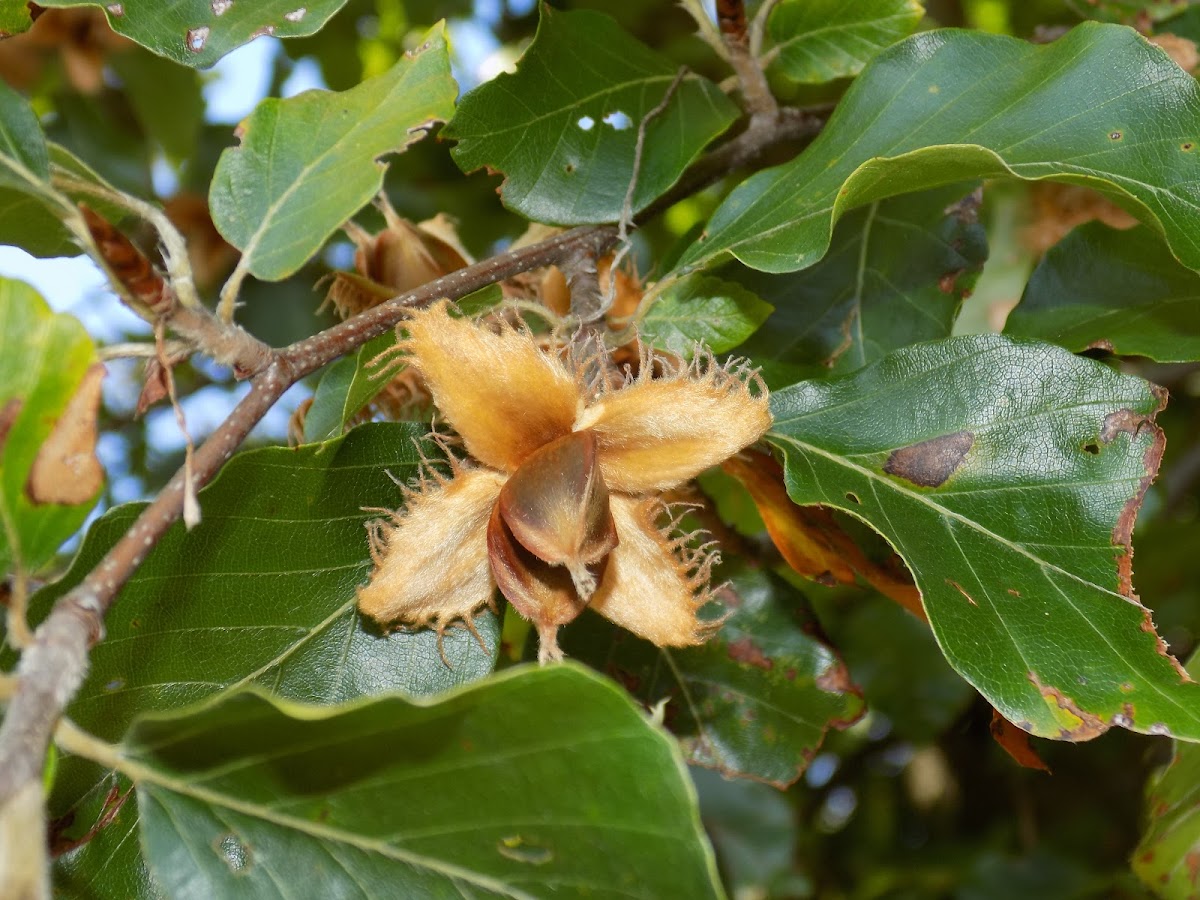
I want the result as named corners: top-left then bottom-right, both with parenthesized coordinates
top-left (4, 0), bottom-right (1200, 897)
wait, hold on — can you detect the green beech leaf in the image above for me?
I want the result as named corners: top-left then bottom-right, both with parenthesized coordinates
top-left (828, 592), bottom-right (974, 743)
top-left (1132, 652), bottom-right (1200, 898)
top-left (210, 25), bottom-right (456, 283)
top-left (31, 422), bottom-right (499, 893)
top-left (23, 421), bottom-right (498, 744)
top-left (639, 274), bottom-right (773, 357)
top-left (0, 138), bottom-right (161, 259)
top-left (768, 335), bottom-right (1200, 741)
top-left (34, 1), bottom-right (349, 68)
top-left (766, 0), bottom-right (925, 84)
top-left (0, 278), bottom-right (101, 575)
top-left (0, 191), bottom-right (76, 257)
top-left (680, 24), bottom-right (1200, 276)
top-left (691, 767), bottom-right (806, 897)
top-left (561, 564), bottom-right (864, 787)
top-left (734, 183), bottom-right (987, 386)
top-left (0, 78), bottom-right (49, 186)
top-left (1005, 223), bottom-right (1200, 362)
top-left (444, 6), bottom-right (738, 225)
top-left (51, 771), bottom-right (157, 899)
top-left (118, 667), bottom-right (721, 898)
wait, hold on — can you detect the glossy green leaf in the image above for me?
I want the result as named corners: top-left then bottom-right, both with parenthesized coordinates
top-left (1005, 223), bottom-right (1200, 362)
top-left (33, 422), bottom-right (500, 892)
top-left (444, 6), bottom-right (738, 225)
top-left (0, 78), bottom-right (48, 187)
top-left (734, 183), bottom-right (987, 386)
top-left (34, 0), bottom-right (349, 68)
top-left (1132, 652), bottom-right (1200, 898)
top-left (51, 771), bottom-right (158, 900)
top-left (0, 190), bottom-right (76, 257)
top-left (691, 767), bottom-right (809, 897)
top-left (210, 24), bottom-right (456, 282)
top-left (118, 667), bottom-right (721, 898)
top-left (0, 278), bottom-right (100, 575)
top-left (25, 422), bottom-right (498, 741)
top-left (768, 335), bottom-right (1200, 741)
top-left (680, 24), bottom-right (1200, 277)
top-left (639, 274), bottom-right (773, 357)
top-left (766, 0), bottom-right (924, 84)
top-left (561, 564), bottom-right (864, 787)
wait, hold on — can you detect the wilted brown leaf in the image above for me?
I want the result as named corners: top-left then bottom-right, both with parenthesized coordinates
top-left (990, 708), bottom-right (1052, 772)
top-left (724, 450), bottom-right (926, 619)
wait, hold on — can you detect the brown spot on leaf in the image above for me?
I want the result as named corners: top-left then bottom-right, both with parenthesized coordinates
top-left (816, 660), bottom-right (855, 694)
top-left (1187, 850), bottom-right (1200, 885)
top-left (1084, 338), bottom-right (1115, 355)
top-left (49, 783), bottom-right (130, 857)
top-left (990, 709), bottom-right (1051, 772)
top-left (727, 636), bottom-right (772, 671)
top-left (1101, 406), bottom-right (1154, 443)
top-left (1028, 671), bottom-right (1110, 741)
top-left (943, 185), bottom-right (983, 225)
top-left (0, 398), bottom-right (22, 454)
top-left (884, 431), bottom-right (974, 488)
top-left (1007, 588), bottom-right (1021, 597)
top-left (26, 363), bottom-right (106, 505)
top-left (947, 579), bottom-right (978, 606)
top-left (938, 270), bottom-right (966, 294)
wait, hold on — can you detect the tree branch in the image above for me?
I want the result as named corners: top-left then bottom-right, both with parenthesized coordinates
top-left (0, 107), bottom-right (827, 811)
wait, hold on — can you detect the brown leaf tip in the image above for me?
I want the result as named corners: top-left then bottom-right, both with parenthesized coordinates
top-left (884, 431), bottom-right (974, 488)
top-left (1027, 671), bottom-right (1110, 741)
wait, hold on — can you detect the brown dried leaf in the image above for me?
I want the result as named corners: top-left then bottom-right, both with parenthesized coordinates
top-left (724, 450), bottom-right (926, 619)
top-left (1023, 182), bottom-right (1138, 255)
top-left (26, 362), bottom-right (105, 505)
top-left (990, 708), bottom-right (1051, 772)
top-left (1151, 33), bottom-right (1199, 73)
